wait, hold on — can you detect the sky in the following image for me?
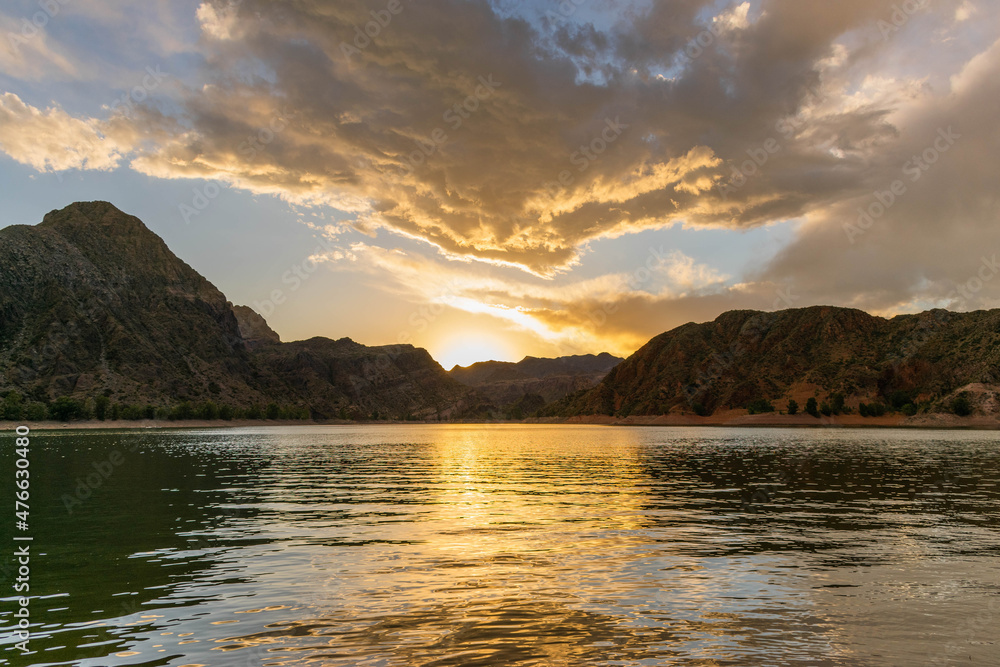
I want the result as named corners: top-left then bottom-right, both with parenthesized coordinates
top-left (0, 0), bottom-right (998, 369)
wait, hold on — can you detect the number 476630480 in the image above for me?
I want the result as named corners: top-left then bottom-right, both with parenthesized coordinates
top-left (15, 429), bottom-right (29, 528)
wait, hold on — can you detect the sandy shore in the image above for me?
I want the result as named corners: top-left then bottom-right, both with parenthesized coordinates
top-left (4, 412), bottom-right (1000, 430)
top-left (0, 419), bottom-right (331, 431)
top-left (564, 411), bottom-right (1000, 429)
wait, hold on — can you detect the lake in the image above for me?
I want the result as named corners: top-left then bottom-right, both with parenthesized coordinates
top-left (1, 425), bottom-right (998, 666)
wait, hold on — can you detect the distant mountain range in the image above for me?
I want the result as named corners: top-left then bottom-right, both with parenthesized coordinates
top-left (550, 306), bottom-right (1000, 419)
top-left (0, 202), bottom-right (615, 420)
top-left (447, 354), bottom-right (622, 417)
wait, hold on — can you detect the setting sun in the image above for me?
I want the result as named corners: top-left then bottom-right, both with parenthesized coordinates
top-left (432, 332), bottom-right (516, 370)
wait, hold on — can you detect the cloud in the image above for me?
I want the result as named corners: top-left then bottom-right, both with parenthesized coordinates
top-left (713, 2), bottom-right (753, 33)
top-left (312, 239), bottom-right (730, 355)
top-left (196, 1), bottom-right (244, 41)
top-left (955, 1), bottom-right (976, 22)
top-left (0, 0), bottom-right (998, 349)
top-left (758, 34), bottom-right (1000, 314)
top-left (0, 0), bottom-right (918, 272)
top-left (0, 93), bottom-right (133, 171)
top-left (0, 10), bottom-right (77, 79)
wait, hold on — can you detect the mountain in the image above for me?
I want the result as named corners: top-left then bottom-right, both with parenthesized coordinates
top-left (555, 306), bottom-right (1000, 418)
top-left (254, 337), bottom-right (473, 420)
top-left (448, 353), bottom-right (623, 412)
top-left (0, 201), bottom-right (475, 420)
top-left (449, 353), bottom-right (622, 385)
top-left (0, 201), bottom-right (258, 404)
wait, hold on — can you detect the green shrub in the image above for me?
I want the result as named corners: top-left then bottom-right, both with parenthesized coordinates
top-left (170, 402), bottom-right (194, 420)
top-left (951, 394), bottom-right (972, 417)
top-left (196, 402), bottom-right (219, 420)
top-left (49, 396), bottom-right (86, 421)
top-left (94, 395), bottom-right (110, 421)
top-left (120, 404), bottom-right (146, 420)
top-left (747, 399), bottom-right (775, 415)
top-left (890, 390), bottom-right (914, 411)
top-left (24, 402), bottom-right (47, 421)
top-left (805, 397), bottom-right (819, 417)
top-left (2, 392), bottom-right (24, 421)
top-left (901, 403), bottom-right (918, 416)
top-left (866, 403), bottom-right (886, 417)
top-left (786, 399), bottom-right (799, 415)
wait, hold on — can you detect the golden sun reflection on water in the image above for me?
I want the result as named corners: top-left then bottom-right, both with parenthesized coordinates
top-left (14, 426), bottom-right (1000, 666)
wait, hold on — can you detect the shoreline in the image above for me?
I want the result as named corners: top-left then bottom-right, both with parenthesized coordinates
top-left (561, 412), bottom-right (1000, 430)
top-left (4, 412), bottom-right (1000, 431)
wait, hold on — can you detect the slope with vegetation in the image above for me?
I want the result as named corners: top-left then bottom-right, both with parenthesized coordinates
top-left (552, 307), bottom-right (1000, 420)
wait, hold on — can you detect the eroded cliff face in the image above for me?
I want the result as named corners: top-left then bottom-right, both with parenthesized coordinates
top-left (233, 305), bottom-right (281, 350)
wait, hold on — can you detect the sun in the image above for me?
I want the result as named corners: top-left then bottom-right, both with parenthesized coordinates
top-left (432, 332), bottom-right (515, 370)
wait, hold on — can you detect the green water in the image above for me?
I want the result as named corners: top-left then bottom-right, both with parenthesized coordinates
top-left (1, 425), bottom-right (998, 666)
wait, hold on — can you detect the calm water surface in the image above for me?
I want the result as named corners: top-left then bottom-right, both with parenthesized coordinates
top-left (1, 425), bottom-right (998, 666)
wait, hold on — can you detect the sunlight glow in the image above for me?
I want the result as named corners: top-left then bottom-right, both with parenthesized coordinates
top-left (432, 331), bottom-right (516, 370)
